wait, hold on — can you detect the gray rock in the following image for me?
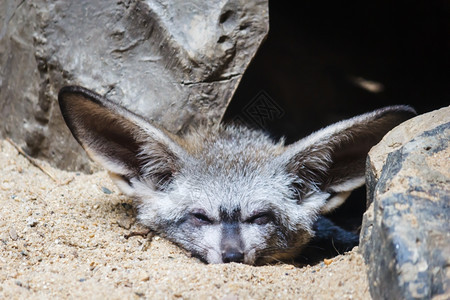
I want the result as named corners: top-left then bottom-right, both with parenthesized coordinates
top-left (0, 0), bottom-right (268, 172)
top-left (361, 106), bottom-right (450, 299)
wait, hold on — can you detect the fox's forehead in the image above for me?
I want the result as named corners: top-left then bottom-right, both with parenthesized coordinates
top-left (182, 132), bottom-right (285, 174)
top-left (178, 158), bottom-right (293, 219)
top-left (178, 125), bottom-right (286, 158)
top-left (170, 127), bottom-right (293, 218)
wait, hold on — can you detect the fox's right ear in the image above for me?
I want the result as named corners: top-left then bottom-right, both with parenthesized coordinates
top-left (280, 105), bottom-right (416, 213)
top-left (58, 86), bottom-right (186, 194)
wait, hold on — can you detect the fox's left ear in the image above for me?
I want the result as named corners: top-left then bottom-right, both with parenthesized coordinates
top-left (281, 106), bottom-right (416, 213)
top-left (58, 86), bottom-right (188, 195)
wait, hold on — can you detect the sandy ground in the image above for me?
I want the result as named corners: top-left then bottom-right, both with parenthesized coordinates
top-left (0, 139), bottom-right (371, 299)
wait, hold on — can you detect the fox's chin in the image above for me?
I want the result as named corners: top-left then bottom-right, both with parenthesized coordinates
top-left (201, 250), bottom-right (257, 265)
top-left (205, 253), bottom-right (222, 264)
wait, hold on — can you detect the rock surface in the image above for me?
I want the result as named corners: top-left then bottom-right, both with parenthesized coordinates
top-left (0, 0), bottom-right (268, 172)
top-left (361, 106), bottom-right (450, 299)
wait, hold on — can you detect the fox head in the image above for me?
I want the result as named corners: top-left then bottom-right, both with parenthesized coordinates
top-left (58, 86), bottom-right (415, 265)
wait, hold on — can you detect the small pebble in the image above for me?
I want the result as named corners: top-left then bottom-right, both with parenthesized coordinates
top-left (101, 187), bottom-right (112, 194)
top-left (26, 217), bottom-right (38, 227)
top-left (9, 227), bottom-right (18, 241)
top-left (117, 217), bottom-right (134, 229)
top-left (139, 271), bottom-right (150, 282)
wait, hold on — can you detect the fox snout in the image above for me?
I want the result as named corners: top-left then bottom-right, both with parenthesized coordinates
top-left (221, 223), bottom-right (245, 263)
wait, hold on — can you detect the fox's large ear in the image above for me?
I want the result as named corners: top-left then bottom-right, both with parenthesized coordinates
top-left (282, 106), bottom-right (416, 213)
top-left (58, 86), bottom-right (186, 194)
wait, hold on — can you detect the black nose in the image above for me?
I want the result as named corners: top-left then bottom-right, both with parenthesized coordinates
top-left (222, 249), bottom-right (244, 263)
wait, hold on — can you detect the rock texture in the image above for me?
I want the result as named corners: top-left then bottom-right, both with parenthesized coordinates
top-left (361, 106), bottom-right (450, 299)
top-left (0, 0), bottom-right (268, 172)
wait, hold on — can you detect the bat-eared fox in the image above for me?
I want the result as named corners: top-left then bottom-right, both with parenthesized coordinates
top-left (58, 86), bottom-right (415, 265)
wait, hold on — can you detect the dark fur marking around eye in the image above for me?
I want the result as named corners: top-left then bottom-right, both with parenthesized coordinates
top-left (219, 206), bottom-right (241, 223)
top-left (189, 209), bottom-right (213, 226)
top-left (246, 212), bottom-right (274, 225)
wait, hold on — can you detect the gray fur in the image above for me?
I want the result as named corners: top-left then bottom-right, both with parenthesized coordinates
top-left (58, 86), bottom-right (416, 265)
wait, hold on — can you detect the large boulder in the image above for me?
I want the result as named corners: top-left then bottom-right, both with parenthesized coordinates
top-left (0, 0), bottom-right (269, 172)
top-left (361, 106), bottom-right (450, 299)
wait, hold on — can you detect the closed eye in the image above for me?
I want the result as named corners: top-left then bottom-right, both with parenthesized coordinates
top-left (246, 212), bottom-right (273, 225)
top-left (190, 210), bottom-right (213, 226)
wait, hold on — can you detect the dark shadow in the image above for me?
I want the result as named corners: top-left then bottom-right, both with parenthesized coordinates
top-left (223, 1), bottom-right (449, 143)
top-left (223, 1), bottom-right (449, 264)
